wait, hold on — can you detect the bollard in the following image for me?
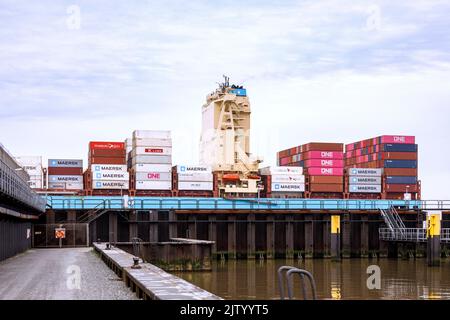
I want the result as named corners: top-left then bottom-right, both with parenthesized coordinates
top-left (131, 257), bottom-right (141, 269)
top-left (105, 243), bottom-right (111, 250)
top-left (427, 214), bottom-right (441, 267)
top-left (331, 215), bottom-right (341, 261)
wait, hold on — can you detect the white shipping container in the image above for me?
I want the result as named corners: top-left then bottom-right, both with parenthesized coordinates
top-left (15, 156), bottom-right (42, 166)
top-left (93, 172), bottom-right (129, 181)
top-left (133, 130), bottom-right (171, 140)
top-left (48, 175), bottom-right (83, 183)
top-left (132, 155), bottom-right (172, 165)
top-left (178, 181), bottom-right (213, 191)
top-left (136, 172), bottom-right (172, 181)
top-left (271, 183), bottom-right (305, 192)
top-left (175, 165), bottom-right (212, 174)
top-left (135, 180), bottom-right (172, 190)
top-left (349, 185), bottom-right (382, 193)
top-left (29, 180), bottom-right (43, 189)
top-left (93, 180), bottom-right (129, 189)
top-left (271, 174), bottom-right (305, 184)
top-left (91, 164), bottom-right (128, 173)
top-left (48, 182), bottom-right (83, 190)
top-left (133, 163), bottom-right (172, 173)
top-left (23, 168), bottom-right (43, 176)
top-left (260, 166), bottom-right (303, 175)
top-left (132, 147), bottom-right (172, 156)
top-left (348, 168), bottom-right (383, 176)
top-left (132, 138), bottom-right (173, 148)
top-left (178, 173), bottom-right (213, 182)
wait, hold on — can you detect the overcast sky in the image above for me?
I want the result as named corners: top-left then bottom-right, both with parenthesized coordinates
top-left (1, 0), bottom-right (449, 199)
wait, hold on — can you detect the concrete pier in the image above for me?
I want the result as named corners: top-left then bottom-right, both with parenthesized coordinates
top-left (304, 214), bottom-right (314, 258)
top-left (228, 215), bottom-right (237, 259)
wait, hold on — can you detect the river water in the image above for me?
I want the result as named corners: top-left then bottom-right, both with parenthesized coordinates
top-left (174, 259), bottom-right (450, 300)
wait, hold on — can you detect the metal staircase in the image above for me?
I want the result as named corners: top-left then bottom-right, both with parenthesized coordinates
top-left (380, 206), bottom-right (406, 233)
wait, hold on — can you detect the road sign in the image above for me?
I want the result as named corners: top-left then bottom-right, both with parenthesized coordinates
top-left (55, 228), bottom-right (66, 239)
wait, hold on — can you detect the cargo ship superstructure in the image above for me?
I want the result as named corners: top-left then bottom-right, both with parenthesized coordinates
top-left (199, 76), bottom-right (262, 197)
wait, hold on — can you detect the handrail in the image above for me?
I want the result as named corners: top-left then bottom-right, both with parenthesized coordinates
top-left (278, 266), bottom-right (317, 300)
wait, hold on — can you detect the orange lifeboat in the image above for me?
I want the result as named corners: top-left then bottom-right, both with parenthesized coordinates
top-left (247, 174), bottom-right (260, 180)
top-left (222, 174), bottom-right (240, 181)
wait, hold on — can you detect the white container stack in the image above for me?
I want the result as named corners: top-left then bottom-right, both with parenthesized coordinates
top-left (132, 130), bottom-right (172, 190)
top-left (47, 159), bottom-right (84, 190)
top-left (175, 165), bottom-right (213, 191)
top-left (348, 168), bottom-right (383, 193)
top-left (15, 156), bottom-right (44, 189)
top-left (125, 138), bottom-right (133, 168)
top-left (91, 164), bottom-right (129, 190)
top-left (259, 166), bottom-right (305, 194)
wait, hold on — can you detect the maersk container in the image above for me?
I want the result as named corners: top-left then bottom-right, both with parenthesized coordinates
top-left (132, 155), bottom-right (172, 165)
top-left (177, 173), bottom-right (213, 182)
top-left (132, 130), bottom-right (171, 140)
top-left (135, 180), bottom-right (171, 190)
top-left (175, 165), bottom-right (212, 174)
top-left (271, 183), bottom-right (305, 192)
top-left (259, 166), bottom-right (303, 175)
top-left (381, 144), bottom-right (418, 152)
top-left (178, 181), bottom-right (214, 191)
top-left (133, 163), bottom-right (172, 173)
top-left (93, 180), bottom-right (129, 189)
top-left (271, 174), bottom-right (305, 184)
top-left (386, 176), bottom-right (417, 184)
top-left (91, 164), bottom-right (127, 173)
top-left (132, 138), bottom-right (172, 148)
top-left (132, 147), bottom-right (172, 156)
top-left (384, 160), bottom-right (417, 168)
top-left (349, 185), bottom-right (382, 193)
top-left (349, 176), bottom-right (382, 185)
top-left (48, 175), bottom-right (83, 183)
top-left (93, 172), bottom-right (129, 181)
top-left (348, 168), bottom-right (383, 176)
top-left (48, 159), bottom-right (83, 168)
top-left (136, 172), bottom-right (172, 181)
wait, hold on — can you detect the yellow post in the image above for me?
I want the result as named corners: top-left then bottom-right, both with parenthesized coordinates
top-left (331, 215), bottom-right (341, 261)
top-left (331, 215), bottom-right (340, 234)
top-left (427, 214), bottom-right (441, 237)
top-left (427, 213), bottom-right (441, 266)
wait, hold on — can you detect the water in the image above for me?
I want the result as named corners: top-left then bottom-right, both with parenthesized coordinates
top-left (174, 259), bottom-right (450, 300)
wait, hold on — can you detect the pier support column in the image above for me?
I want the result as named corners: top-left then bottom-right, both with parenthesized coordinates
top-left (427, 214), bottom-right (441, 267)
top-left (228, 216), bottom-right (237, 259)
top-left (286, 215), bottom-right (294, 259)
top-left (266, 215), bottom-right (275, 259)
top-left (129, 211), bottom-right (138, 241)
top-left (304, 214), bottom-right (314, 259)
top-left (90, 220), bottom-right (97, 244)
top-left (149, 211), bottom-right (158, 243)
top-left (341, 214), bottom-right (351, 258)
top-left (331, 215), bottom-right (341, 261)
top-left (208, 215), bottom-right (217, 255)
top-left (188, 216), bottom-right (197, 239)
top-left (46, 210), bottom-right (55, 224)
top-left (361, 215), bottom-right (369, 258)
top-left (169, 211), bottom-right (177, 239)
top-left (323, 215), bottom-right (331, 258)
top-left (67, 210), bottom-right (77, 222)
top-left (108, 212), bottom-right (118, 244)
top-left (247, 213), bottom-right (256, 259)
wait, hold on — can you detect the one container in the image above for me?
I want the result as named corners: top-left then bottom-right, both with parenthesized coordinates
top-left (307, 167), bottom-right (344, 176)
top-left (301, 151), bottom-right (344, 160)
top-left (178, 181), bottom-right (214, 191)
top-left (136, 172), bottom-right (172, 181)
top-left (379, 135), bottom-right (415, 144)
top-left (135, 180), bottom-right (172, 190)
top-left (305, 159), bottom-right (344, 168)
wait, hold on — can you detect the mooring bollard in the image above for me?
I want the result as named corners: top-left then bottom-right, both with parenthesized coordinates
top-left (131, 257), bottom-right (141, 269)
top-left (331, 215), bottom-right (341, 261)
top-left (105, 243), bottom-right (111, 250)
top-left (427, 213), bottom-right (441, 267)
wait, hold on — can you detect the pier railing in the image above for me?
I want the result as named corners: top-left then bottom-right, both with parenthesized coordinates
top-left (379, 228), bottom-right (450, 243)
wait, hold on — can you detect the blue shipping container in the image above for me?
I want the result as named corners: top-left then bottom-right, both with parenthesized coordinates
top-left (384, 160), bottom-right (417, 168)
top-left (386, 176), bottom-right (417, 184)
top-left (230, 89), bottom-right (247, 96)
top-left (382, 144), bottom-right (418, 152)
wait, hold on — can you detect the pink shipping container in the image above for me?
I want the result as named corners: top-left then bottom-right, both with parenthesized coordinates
top-left (303, 151), bottom-right (343, 160)
top-left (380, 135), bottom-right (415, 144)
top-left (307, 167), bottom-right (344, 176)
top-left (305, 159), bottom-right (344, 168)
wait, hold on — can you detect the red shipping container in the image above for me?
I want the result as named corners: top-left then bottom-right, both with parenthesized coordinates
top-left (89, 141), bottom-right (125, 150)
top-left (383, 168), bottom-right (418, 176)
top-left (303, 143), bottom-right (343, 152)
top-left (380, 152), bottom-right (418, 160)
top-left (385, 184), bottom-right (418, 193)
top-left (89, 149), bottom-right (126, 157)
top-left (89, 157), bottom-right (126, 165)
top-left (309, 176), bottom-right (343, 184)
top-left (305, 159), bottom-right (344, 168)
top-left (47, 167), bottom-right (83, 175)
top-left (307, 167), bottom-right (343, 176)
top-left (309, 184), bottom-right (343, 192)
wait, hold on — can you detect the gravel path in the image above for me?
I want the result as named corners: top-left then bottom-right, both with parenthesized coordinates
top-left (0, 248), bottom-right (138, 300)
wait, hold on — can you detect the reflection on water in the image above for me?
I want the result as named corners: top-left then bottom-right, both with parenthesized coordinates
top-left (174, 259), bottom-right (450, 300)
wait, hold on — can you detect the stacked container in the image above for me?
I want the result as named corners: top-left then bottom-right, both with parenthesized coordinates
top-left (173, 165), bottom-right (214, 195)
top-left (131, 130), bottom-right (172, 193)
top-left (125, 138), bottom-right (133, 169)
top-left (15, 156), bottom-right (44, 189)
top-left (345, 135), bottom-right (419, 199)
top-left (347, 168), bottom-right (383, 198)
top-left (259, 166), bottom-right (305, 198)
top-left (88, 142), bottom-right (128, 191)
top-left (47, 159), bottom-right (83, 190)
top-left (278, 143), bottom-right (344, 197)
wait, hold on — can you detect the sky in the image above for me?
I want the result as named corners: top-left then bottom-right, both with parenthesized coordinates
top-left (1, 0), bottom-right (449, 199)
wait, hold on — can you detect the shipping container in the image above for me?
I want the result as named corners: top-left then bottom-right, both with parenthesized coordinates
top-left (175, 165), bottom-right (212, 174)
top-left (347, 168), bottom-right (383, 176)
top-left (48, 159), bottom-right (83, 168)
top-left (259, 166), bottom-right (303, 175)
top-left (178, 181), bottom-right (214, 191)
top-left (379, 152), bottom-right (418, 160)
top-left (89, 141), bottom-right (125, 150)
top-left (383, 168), bottom-right (418, 176)
top-left (131, 155), bottom-right (172, 165)
top-left (133, 163), bottom-right (172, 173)
top-left (309, 176), bottom-right (343, 184)
top-left (48, 175), bottom-right (83, 183)
top-left (135, 180), bottom-right (172, 190)
top-left (307, 167), bottom-right (344, 176)
top-left (271, 183), bottom-right (305, 192)
top-left (47, 167), bottom-right (83, 176)
top-left (349, 176), bottom-right (382, 185)
top-left (301, 151), bottom-right (344, 160)
top-left (386, 176), bottom-right (417, 184)
top-left (305, 159), bottom-right (344, 168)
top-left (93, 172), bottom-right (129, 181)
top-left (385, 184), bottom-right (418, 193)
top-left (132, 138), bottom-right (173, 148)
top-left (91, 164), bottom-right (128, 173)
top-left (349, 185), bottom-right (382, 193)
top-left (136, 172), bottom-right (172, 181)
top-left (133, 130), bottom-right (171, 140)
top-left (48, 182), bottom-right (83, 190)
top-left (90, 157), bottom-right (126, 165)
top-left (384, 160), bottom-right (417, 168)
top-left (89, 149), bottom-right (126, 157)
top-left (309, 184), bottom-right (343, 192)
top-left (93, 180), bottom-right (129, 189)
top-left (303, 143), bottom-right (343, 152)
top-left (379, 135), bottom-right (415, 144)
top-left (177, 173), bottom-right (214, 182)
top-left (132, 147), bottom-right (172, 156)
top-left (381, 144), bottom-right (418, 152)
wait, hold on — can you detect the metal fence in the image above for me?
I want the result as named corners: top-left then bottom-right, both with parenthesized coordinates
top-left (379, 228), bottom-right (450, 243)
top-left (32, 223), bottom-right (89, 248)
